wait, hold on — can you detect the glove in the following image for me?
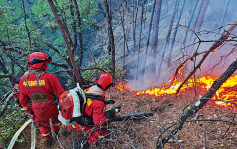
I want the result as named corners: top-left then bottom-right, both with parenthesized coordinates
top-left (70, 116), bottom-right (95, 126)
top-left (104, 106), bottom-right (121, 119)
top-left (112, 106), bottom-right (121, 114)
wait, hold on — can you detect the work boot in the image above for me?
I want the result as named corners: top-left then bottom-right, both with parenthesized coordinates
top-left (73, 138), bottom-right (90, 149)
top-left (45, 139), bottom-right (54, 147)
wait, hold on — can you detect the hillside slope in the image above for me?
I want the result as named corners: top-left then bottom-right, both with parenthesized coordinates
top-left (17, 87), bottom-right (236, 149)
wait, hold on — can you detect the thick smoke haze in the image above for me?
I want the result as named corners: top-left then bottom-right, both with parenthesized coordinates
top-left (125, 0), bottom-right (237, 91)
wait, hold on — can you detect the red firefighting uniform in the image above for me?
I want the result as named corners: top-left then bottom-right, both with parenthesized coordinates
top-left (19, 68), bottom-right (64, 140)
top-left (72, 85), bottom-right (108, 146)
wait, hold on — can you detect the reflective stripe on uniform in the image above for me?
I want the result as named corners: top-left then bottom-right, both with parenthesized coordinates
top-left (42, 133), bottom-right (50, 136)
top-left (53, 123), bottom-right (61, 126)
top-left (87, 98), bottom-right (92, 106)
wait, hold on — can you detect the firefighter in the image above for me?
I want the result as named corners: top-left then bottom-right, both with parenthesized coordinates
top-left (69, 72), bottom-right (121, 149)
top-left (13, 84), bottom-right (20, 106)
top-left (8, 84), bottom-right (19, 113)
top-left (19, 52), bottom-right (65, 146)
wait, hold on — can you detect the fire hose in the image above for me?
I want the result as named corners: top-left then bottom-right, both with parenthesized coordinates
top-left (7, 117), bottom-right (36, 149)
top-left (7, 119), bottom-right (32, 149)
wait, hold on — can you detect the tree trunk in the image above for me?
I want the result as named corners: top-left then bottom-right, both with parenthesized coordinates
top-left (69, 0), bottom-right (77, 53)
top-left (133, 0), bottom-right (139, 48)
top-left (148, 0), bottom-right (162, 80)
top-left (194, 0), bottom-right (210, 32)
top-left (104, 0), bottom-right (116, 76)
top-left (183, 0), bottom-right (199, 46)
top-left (157, 0), bottom-right (179, 80)
top-left (219, 0), bottom-right (230, 30)
top-left (119, 2), bottom-right (129, 69)
top-left (73, 0), bottom-right (84, 68)
top-left (156, 58), bottom-right (237, 149)
top-left (165, 0), bottom-right (168, 13)
top-left (141, 0), bottom-right (157, 80)
top-left (136, 0), bottom-right (144, 80)
top-left (167, 0), bottom-right (186, 66)
top-left (22, 0), bottom-right (32, 48)
top-left (188, 0), bottom-right (204, 44)
top-left (48, 0), bottom-right (82, 86)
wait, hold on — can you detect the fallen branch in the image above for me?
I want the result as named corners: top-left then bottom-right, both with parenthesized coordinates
top-left (156, 58), bottom-right (237, 149)
top-left (0, 92), bottom-right (14, 117)
top-left (186, 119), bottom-right (237, 125)
top-left (109, 112), bottom-right (153, 122)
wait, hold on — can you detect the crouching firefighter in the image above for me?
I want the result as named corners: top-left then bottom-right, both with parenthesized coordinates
top-left (19, 52), bottom-right (65, 146)
top-left (58, 72), bottom-right (121, 149)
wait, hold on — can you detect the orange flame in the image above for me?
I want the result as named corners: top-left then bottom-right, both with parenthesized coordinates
top-left (116, 75), bottom-right (237, 110)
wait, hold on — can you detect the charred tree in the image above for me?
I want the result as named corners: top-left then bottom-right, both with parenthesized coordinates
top-left (183, 0), bottom-right (199, 46)
top-left (119, 1), bottom-right (129, 69)
top-left (194, 0), bottom-right (210, 32)
top-left (104, 0), bottom-right (116, 76)
top-left (147, 0), bottom-right (162, 80)
top-left (219, 0), bottom-right (230, 30)
top-left (157, 0), bottom-right (179, 80)
top-left (167, 0), bottom-right (186, 67)
top-left (156, 58), bottom-right (237, 149)
top-left (188, 0), bottom-right (204, 44)
top-left (133, 0), bottom-right (139, 48)
top-left (142, 0), bottom-right (157, 80)
top-left (48, 0), bottom-right (82, 86)
top-left (136, 0), bottom-right (145, 80)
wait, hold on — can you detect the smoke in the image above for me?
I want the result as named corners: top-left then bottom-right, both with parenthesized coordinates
top-left (116, 0), bottom-right (237, 91)
top-left (124, 25), bottom-right (237, 91)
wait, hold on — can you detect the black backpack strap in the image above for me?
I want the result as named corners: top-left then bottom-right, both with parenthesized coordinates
top-left (36, 71), bottom-right (45, 95)
top-left (85, 93), bottom-right (106, 105)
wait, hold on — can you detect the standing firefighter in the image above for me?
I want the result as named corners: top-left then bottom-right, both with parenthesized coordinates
top-left (19, 52), bottom-right (65, 146)
top-left (59, 72), bottom-right (121, 149)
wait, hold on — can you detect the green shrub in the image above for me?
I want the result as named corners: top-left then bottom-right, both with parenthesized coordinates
top-left (0, 103), bottom-right (30, 148)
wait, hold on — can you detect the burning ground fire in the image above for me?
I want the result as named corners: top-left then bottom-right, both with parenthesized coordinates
top-left (116, 75), bottom-right (237, 110)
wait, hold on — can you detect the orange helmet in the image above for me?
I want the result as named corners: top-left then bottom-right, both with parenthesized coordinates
top-left (14, 84), bottom-right (19, 93)
top-left (13, 84), bottom-right (19, 89)
top-left (28, 52), bottom-right (52, 69)
top-left (96, 72), bottom-right (113, 90)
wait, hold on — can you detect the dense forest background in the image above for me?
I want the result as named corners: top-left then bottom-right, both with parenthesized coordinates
top-left (0, 0), bottom-right (237, 148)
top-left (0, 0), bottom-right (236, 94)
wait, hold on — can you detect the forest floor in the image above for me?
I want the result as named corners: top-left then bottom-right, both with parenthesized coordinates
top-left (13, 86), bottom-right (237, 149)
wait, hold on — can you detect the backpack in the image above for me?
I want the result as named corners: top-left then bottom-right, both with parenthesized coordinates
top-left (58, 83), bottom-right (87, 125)
top-left (58, 84), bottom-right (107, 126)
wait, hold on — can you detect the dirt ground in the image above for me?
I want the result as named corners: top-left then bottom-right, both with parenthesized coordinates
top-left (13, 87), bottom-right (237, 149)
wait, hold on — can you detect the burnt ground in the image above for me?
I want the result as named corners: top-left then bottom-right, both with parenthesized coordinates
top-left (13, 87), bottom-right (237, 149)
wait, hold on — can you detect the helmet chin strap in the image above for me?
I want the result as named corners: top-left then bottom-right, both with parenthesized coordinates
top-left (40, 63), bottom-right (48, 71)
